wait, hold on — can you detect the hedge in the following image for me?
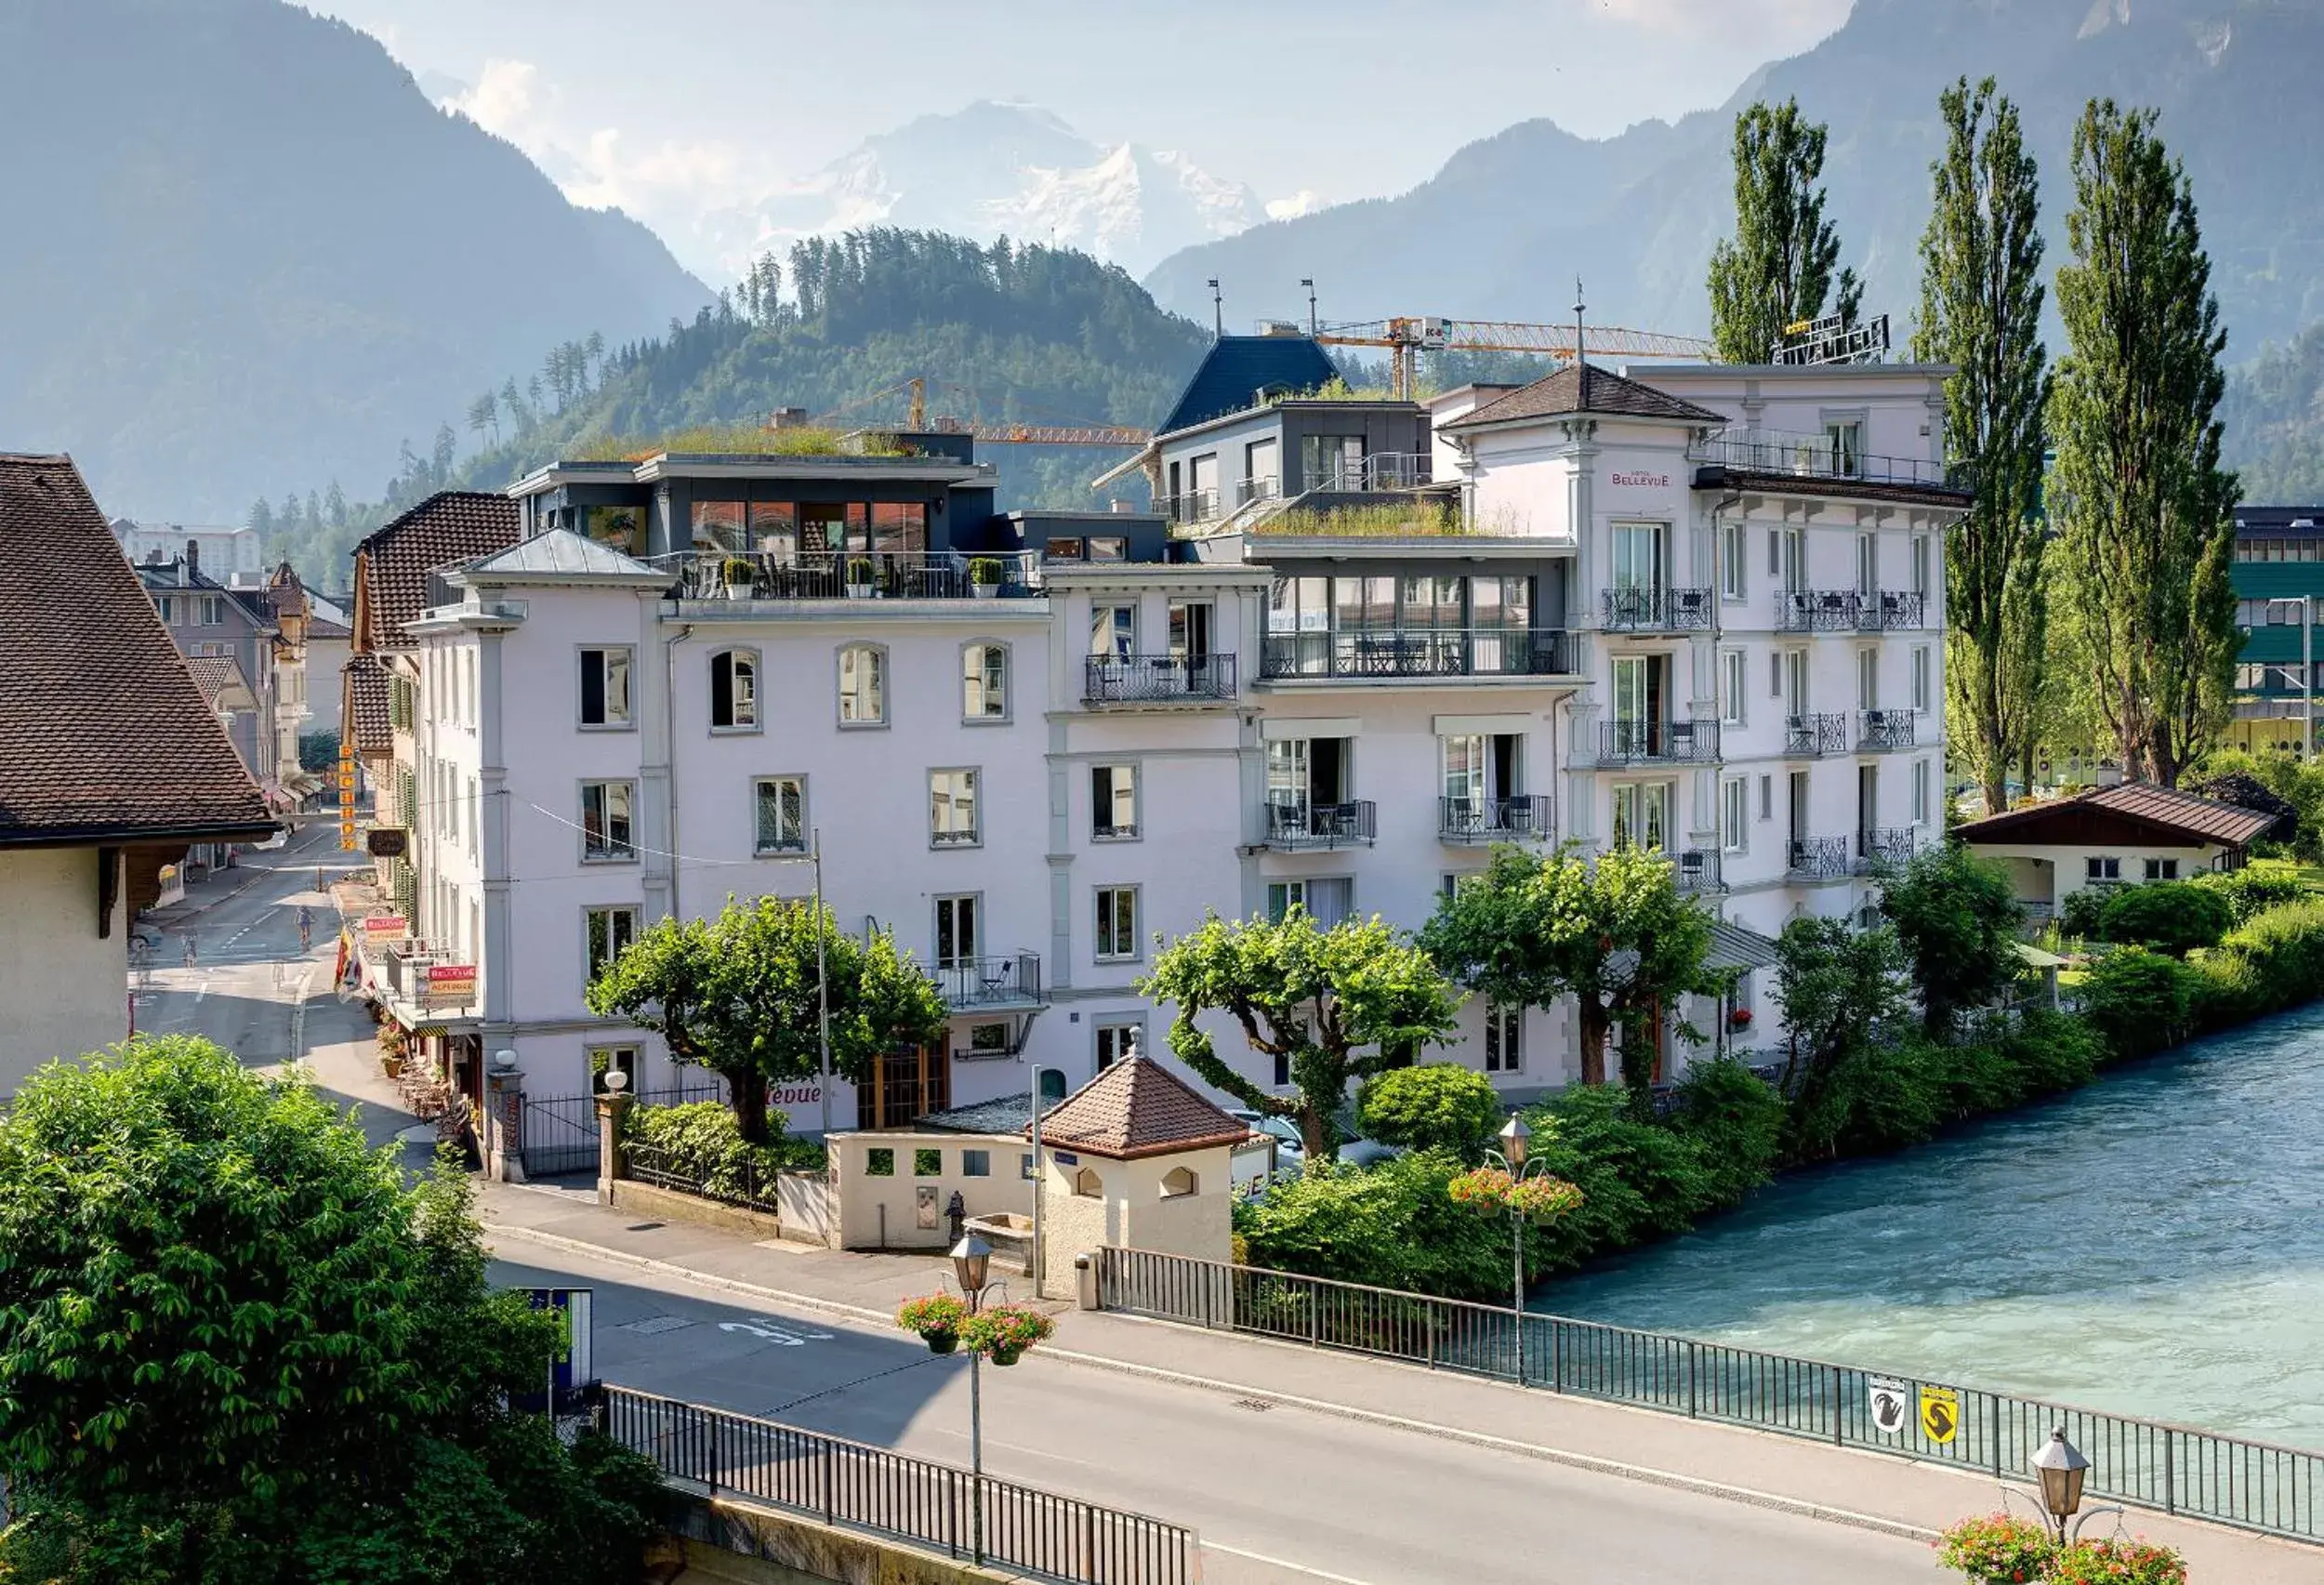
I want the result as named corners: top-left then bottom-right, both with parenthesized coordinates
top-left (619, 1100), bottom-right (824, 1201)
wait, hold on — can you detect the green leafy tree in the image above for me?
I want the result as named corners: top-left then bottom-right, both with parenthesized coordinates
top-left (1140, 908), bottom-right (1461, 1165)
top-left (2050, 99), bottom-right (2240, 786)
top-left (0, 1036), bottom-right (659, 1585)
top-left (1421, 844), bottom-right (1717, 1102)
top-left (1914, 77), bottom-right (2052, 812)
top-left (1355, 1063), bottom-right (1503, 1159)
top-left (1771, 916), bottom-right (1909, 1106)
top-left (588, 895), bottom-right (948, 1143)
top-left (1877, 843), bottom-right (2027, 1037)
top-left (1707, 99), bottom-right (1862, 363)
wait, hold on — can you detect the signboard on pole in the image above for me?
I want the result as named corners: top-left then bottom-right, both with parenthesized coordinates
top-left (520, 1288), bottom-right (593, 1415)
top-left (337, 742), bottom-right (358, 851)
top-left (1867, 1375), bottom-right (1908, 1437)
top-left (361, 914), bottom-right (409, 941)
top-left (423, 963), bottom-right (478, 1006)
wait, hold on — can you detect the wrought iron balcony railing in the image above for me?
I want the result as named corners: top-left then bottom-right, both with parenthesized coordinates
top-left (1860, 589), bottom-right (1926, 630)
top-left (1262, 799), bottom-right (1378, 852)
top-left (1438, 794), bottom-right (1553, 845)
top-left (1788, 836), bottom-right (1852, 880)
top-left (1785, 712), bottom-right (1851, 757)
top-left (1675, 849), bottom-right (1725, 893)
top-left (931, 952), bottom-right (1046, 1011)
top-left (1855, 827), bottom-right (1918, 874)
top-left (1598, 719), bottom-right (1720, 764)
top-left (1859, 708), bottom-right (1919, 751)
top-left (1776, 588), bottom-right (1863, 632)
top-left (1691, 429), bottom-right (1974, 494)
top-left (657, 548), bottom-right (1041, 601)
top-left (1601, 586), bottom-right (1715, 632)
top-left (1261, 627), bottom-right (1581, 681)
top-left (1085, 654), bottom-right (1238, 705)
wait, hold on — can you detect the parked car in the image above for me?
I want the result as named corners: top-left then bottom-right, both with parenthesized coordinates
top-left (1224, 1109), bottom-right (1307, 1177)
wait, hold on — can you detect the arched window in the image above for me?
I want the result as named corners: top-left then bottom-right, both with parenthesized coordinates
top-left (962, 641), bottom-right (1009, 720)
top-left (710, 649), bottom-right (759, 731)
top-left (1072, 1166), bottom-right (1103, 1198)
top-left (838, 643), bottom-right (886, 726)
top-left (1160, 1166), bottom-right (1197, 1199)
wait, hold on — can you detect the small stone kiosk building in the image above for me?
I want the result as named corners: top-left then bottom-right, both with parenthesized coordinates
top-left (1031, 1056), bottom-right (1249, 1294)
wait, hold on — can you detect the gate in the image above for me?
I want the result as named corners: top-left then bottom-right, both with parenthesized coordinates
top-left (518, 1078), bottom-right (725, 1179)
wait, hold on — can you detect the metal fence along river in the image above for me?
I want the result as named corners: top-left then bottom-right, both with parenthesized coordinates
top-left (1093, 1247), bottom-right (2322, 1546)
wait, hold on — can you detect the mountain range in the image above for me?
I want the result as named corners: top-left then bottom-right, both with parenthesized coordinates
top-left (1147, 0), bottom-right (2324, 358)
top-left (0, 0), bottom-right (708, 520)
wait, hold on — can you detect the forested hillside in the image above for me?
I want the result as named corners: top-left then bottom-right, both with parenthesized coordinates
top-left (2224, 324), bottom-right (2324, 506)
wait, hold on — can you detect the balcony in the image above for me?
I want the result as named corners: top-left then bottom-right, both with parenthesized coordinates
top-left (1159, 486), bottom-right (1221, 525)
top-left (1691, 429), bottom-right (1974, 497)
top-left (931, 953), bottom-right (1046, 1013)
top-left (1784, 712), bottom-right (1850, 758)
top-left (658, 548), bottom-right (1042, 601)
top-left (1601, 587), bottom-right (1714, 633)
top-left (1776, 589), bottom-right (1861, 632)
top-left (1262, 799), bottom-right (1378, 852)
top-left (1861, 590), bottom-right (1926, 630)
top-left (1788, 836), bottom-right (1851, 880)
top-left (1859, 709), bottom-right (1919, 751)
top-left (1308, 452), bottom-right (1433, 493)
top-left (1261, 627), bottom-right (1582, 682)
top-left (1439, 794), bottom-right (1553, 845)
top-left (1674, 849), bottom-right (1725, 893)
top-left (1598, 719), bottom-right (1720, 765)
top-left (1855, 827), bottom-right (1918, 874)
top-left (1085, 653), bottom-right (1238, 706)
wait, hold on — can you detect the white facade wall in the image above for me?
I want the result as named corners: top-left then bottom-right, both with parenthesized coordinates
top-left (0, 847), bottom-right (126, 1095)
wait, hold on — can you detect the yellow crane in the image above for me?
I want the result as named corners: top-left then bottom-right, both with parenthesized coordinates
top-left (1312, 317), bottom-right (1716, 400)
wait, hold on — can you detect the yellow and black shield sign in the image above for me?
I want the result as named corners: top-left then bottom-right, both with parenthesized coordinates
top-left (1919, 1384), bottom-right (1961, 1445)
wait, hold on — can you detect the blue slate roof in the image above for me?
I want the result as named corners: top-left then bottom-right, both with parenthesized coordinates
top-left (1159, 335), bottom-right (1342, 435)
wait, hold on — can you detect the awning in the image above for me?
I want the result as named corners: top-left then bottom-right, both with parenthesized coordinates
top-left (2013, 941), bottom-right (2069, 970)
top-left (1707, 919), bottom-right (1782, 972)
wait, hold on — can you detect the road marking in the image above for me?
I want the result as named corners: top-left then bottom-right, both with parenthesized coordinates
top-left (718, 1317), bottom-right (833, 1346)
top-left (1204, 1543), bottom-right (1371, 1585)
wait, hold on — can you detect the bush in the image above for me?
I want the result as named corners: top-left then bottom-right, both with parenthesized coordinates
top-left (1523, 1085), bottom-right (1721, 1271)
top-left (1877, 844), bottom-right (2025, 1034)
top-left (2187, 895), bottom-right (2324, 1028)
top-left (1792, 1037), bottom-right (1947, 1158)
top-left (2190, 862), bottom-right (2307, 923)
top-left (2001, 1006), bottom-right (2104, 1097)
top-left (2059, 887), bottom-right (2108, 940)
top-left (1665, 1057), bottom-right (1785, 1208)
top-left (967, 556), bottom-right (1003, 584)
top-left (1234, 1149), bottom-right (1514, 1301)
top-left (2081, 946), bottom-right (2198, 1061)
top-left (622, 1100), bottom-right (823, 1199)
top-left (1355, 1063), bottom-right (1503, 1159)
top-left (2098, 880), bottom-right (2233, 956)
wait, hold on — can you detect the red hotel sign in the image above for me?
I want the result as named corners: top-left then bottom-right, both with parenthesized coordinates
top-left (424, 963), bottom-right (479, 1005)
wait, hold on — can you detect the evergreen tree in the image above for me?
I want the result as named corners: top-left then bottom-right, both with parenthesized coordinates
top-left (467, 390), bottom-right (497, 442)
top-left (247, 497), bottom-right (274, 539)
top-left (1707, 99), bottom-right (1861, 364)
top-left (2051, 99), bottom-right (2239, 786)
top-left (1915, 78), bottom-right (2052, 812)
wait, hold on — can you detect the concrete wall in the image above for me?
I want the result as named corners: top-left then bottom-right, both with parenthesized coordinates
top-left (1964, 839), bottom-right (2229, 907)
top-left (1037, 1143), bottom-right (1234, 1291)
top-left (0, 847), bottom-right (125, 1096)
top-left (829, 1130), bottom-right (1034, 1251)
top-left (667, 1492), bottom-right (1039, 1584)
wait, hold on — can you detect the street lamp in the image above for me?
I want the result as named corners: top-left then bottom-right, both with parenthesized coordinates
top-left (2264, 596), bottom-right (2317, 759)
top-left (758, 828), bottom-right (836, 1136)
top-left (2031, 1428), bottom-right (2093, 1543)
top-left (1483, 1115), bottom-right (1553, 1381)
top-left (950, 1233), bottom-right (1005, 1563)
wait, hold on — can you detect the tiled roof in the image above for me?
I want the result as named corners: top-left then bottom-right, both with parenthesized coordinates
top-left (0, 454), bottom-right (273, 846)
top-left (352, 491), bottom-right (519, 652)
top-left (1955, 781), bottom-right (2278, 848)
top-left (183, 654), bottom-right (256, 707)
top-left (1031, 1056), bottom-right (1253, 1160)
top-left (1159, 335), bottom-right (1344, 435)
top-left (1441, 362), bottom-right (1727, 430)
top-left (1707, 919), bottom-right (1782, 972)
top-left (343, 654), bottom-right (391, 757)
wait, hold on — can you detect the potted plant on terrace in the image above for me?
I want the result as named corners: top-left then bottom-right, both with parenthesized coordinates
top-left (846, 557), bottom-right (877, 599)
top-left (721, 557), bottom-right (754, 601)
top-left (967, 556), bottom-right (1003, 600)
top-left (959, 1302), bottom-right (1054, 1367)
top-left (896, 1293), bottom-right (970, 1355)
top-left (1728, 1006), bottom-right (1753, 1032)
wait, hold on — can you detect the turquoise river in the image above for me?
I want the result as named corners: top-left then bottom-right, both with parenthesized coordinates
top-left (1543, 1001), bottom-right (2324, 1450)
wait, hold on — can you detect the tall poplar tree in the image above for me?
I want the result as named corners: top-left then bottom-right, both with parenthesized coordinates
top-left (1707, 99), bottom-right (1863, 364)
top-left (1913, 78), bottom-right (2051, 812)
top-left (2050, 99), bottom-right (2239, 786)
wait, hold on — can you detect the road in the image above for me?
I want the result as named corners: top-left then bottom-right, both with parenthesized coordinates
top-left (150, 834), bottom-right (1946, 1583)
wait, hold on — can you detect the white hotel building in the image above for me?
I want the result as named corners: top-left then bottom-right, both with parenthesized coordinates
top-left (381, 336), bottom-right (1969, 1144)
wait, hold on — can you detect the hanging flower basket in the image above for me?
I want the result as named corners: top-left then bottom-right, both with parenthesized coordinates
top-left (960, 1303), bottom-right (1054, 1366)
top-left (1934, 1513), bottom-right (2056, 1583)
top-left (895, 1293), bottom-right (970, 1354)
top-left (1728, 1006), bottom-right (1754, 1030)
top-left (1447, 1165), bottom-right (1584, 1223)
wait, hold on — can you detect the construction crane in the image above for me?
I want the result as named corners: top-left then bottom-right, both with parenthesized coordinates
top-left (1311, 317), bottom-right (1717, 401)
top-left (800, 377), bottom-right (1147, 448)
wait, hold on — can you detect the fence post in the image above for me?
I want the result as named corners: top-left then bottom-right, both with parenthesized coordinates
top-left (1831, 1365), bottom-right (1843, 1445)
top-left (1990, 1396), bottom-right (2002, 1478)
top-left (2163, 1428), bottom-right (2175, 1515)
top-left (594, 1090), bottom-right (631, 1207)
top-left (822, 1441), bottom-right (836, 1527)
top-left (709, 1408), bottom-right (721, 1495)
top-left (1687, 1341), bottom-right (1698, 1419)
top-left (1084, 1503), bottom-right (1099, 1585)
top-left (1552, 1319), bottom-right (1564, 1393)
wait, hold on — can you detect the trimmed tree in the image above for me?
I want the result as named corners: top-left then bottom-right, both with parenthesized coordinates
top-left (1914, 76), bottom-right (2052, 814)
top-left (1877, 843), bottom-right (2027, 1037)
top-left (1355, 1063), bottom-right (1503, 1160)
top-left (588, 895), bottom-right (949, 1143)
top-left (1707, 98), bottom-right (1862, 364)
top-left (1139, 908), bottom-right (1461, 1167)
top-left (2051, 98), bottom-right (2240, 786)
top-left (1421, 844), bottom-right (1718, 1104)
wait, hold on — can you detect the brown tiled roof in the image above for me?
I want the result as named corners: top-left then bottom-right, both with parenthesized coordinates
top-left (351, 490), bottom-right (519, 653)
top-left (0, 454), bottom-right (274, 847)
top-left (1956, 781), bottom-right (2277, 848)
top-left (344, 654), bottom-right (391, 757)
top-left (1032, 1057), bottom-right (1253, 1160)
top-left (1441, 363), bottom-right (1727, 430)
top-left (183, 654), bottom-right (255, 707)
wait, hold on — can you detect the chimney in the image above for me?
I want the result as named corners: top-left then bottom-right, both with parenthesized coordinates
top-left (184, 539), bottom-right (200, 580)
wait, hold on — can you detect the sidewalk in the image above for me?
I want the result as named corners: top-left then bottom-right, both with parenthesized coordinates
top-left (480, 1187), bottom-right (2322, 1584)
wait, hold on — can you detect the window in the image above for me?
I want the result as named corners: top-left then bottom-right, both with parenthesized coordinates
top-left (1088, 535), bottom-right (1128, 561)
top-left (1168, 600), bottom-right (1214, 663)
top-left (578, 647), bottom-right (633, 728)
top-left (1022, 1152), bottom-right (1039, 1180)
top-left (710, 651), bottom-right (759, 731)
top-left (913, 1148), bottom-right (943, 1177)
top-left (754, 776), bottom-right (806, 854)
top-left (934, 894), bottom-right (979, 969)
top-left (1911, 535), bottom-right (1931, 598)
top-left (200, 595), bottom-right (223, 627)
top-left (1095, 886), bottom-right (1140, 961)
top-left (1911, 646), bottom-right (1932, 714)
top-left (1160, 1166), bottom-right (1198, 1198)
top-left (1721, 649), bottom-right (1747, 725)
top-left (962, 642), bottom-right (1009, 720)
top-left (962, 1150), bottom-right (991, 1177)
top-left (865, 1148), bottom-right (895, 1177)
top-left (1274, 1051), bottom-right (1290, 1087)
top-left (1826, 419), bottom-right (1863, 476)
top-left (2086, 856), bottom-right (2121, 881)
top-left (155, 594), bottom-right (177, 625)
top-left (1722, 777), bottom-right (1748, 852)
top-left (1760, 773), bottom-right (1774, 821)
top-left (1484, 1004), bottom-right (1523, 1073)
top-left (588, 1045), bottom-right (638, 1095)
top-left (1857, 648), bottom-right (1879, 711)
top-left (1096, 1020), bottom-right (1142, 1070)
top-left (1092, 764), bottom-right (1138, 839)
top-left (1855, 532), bottom-right (1878, 597)
top-left (1912, 759), bottom-right (1931, 826)
top-left (838, 644), bottom-right (885, 726)
top-left (1072, 1167), bottom-right (1103, 1198)
top-left (1610, 521), bottom-right (1668, 596)
top-left (693, 499), bottom-right (747, 550)
top-left (580, 781), bottom-right (636, 861)
top-left (1266, 878), bottom-right (1353, 927)
top-left (1721, 516), bottom-right (1747, 600)
top-left (1089, 602), bottom-right (1135, 661)
top-left (1776, 526), bottom-right (1805, 591)
top-left (2145, 857), bottom-right (2180, 881)
top-left (930, 769), bottom-right (980, 846)
top-left (1045, 536), bottom-right (1085, 561)
top-left (1610, 782), bottom-right (1672, 852)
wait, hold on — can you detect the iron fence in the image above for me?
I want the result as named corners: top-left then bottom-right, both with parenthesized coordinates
top-left (1784, 712), bottom-right (1851, 758)
top-left (622, 1142), bottom-right (786, 1215)
top-left (1600, 586), bottom-right (1715, 631)
top-left (1093, 1248), bottom-right (2324, 1547)
top-left (1787, 835), bottom-right (1852, 880)
top-left (1260, 627), bottom-right (1581, 680)
top-left (602, 1385), bottom-right (1200, 1584)
top-left (1860, 708), bottom-right (1920, 751)
top-left (1439, 794), bottom-right (1553, 844)
top-left (518, 1078), bottom-right (724, 1179)
top-left (654, 548), bottom-right (1041, 601)
top-left (1598, 719), bottom-right (1720, 764)
top-left (1085, 654), bottom-right (1238, 705)
top-left (1261, 799), bottom-right (1377, 851)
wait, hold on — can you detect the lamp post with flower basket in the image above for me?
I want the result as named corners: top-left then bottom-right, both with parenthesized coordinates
top-left (1447, 1115), bottom-right (1584, 1382)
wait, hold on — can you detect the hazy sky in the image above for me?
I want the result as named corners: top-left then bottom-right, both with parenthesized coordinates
top-left (313, 0), bottom-right (1855, 281)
